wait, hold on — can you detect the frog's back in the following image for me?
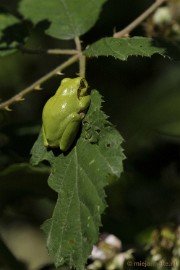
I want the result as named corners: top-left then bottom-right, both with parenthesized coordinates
top-left (42, 104), bottom-right (61, 147)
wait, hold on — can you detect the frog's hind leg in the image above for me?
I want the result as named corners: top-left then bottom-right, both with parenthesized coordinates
top-left (59, 120), bottom-right (81, 152)
top-left (42, 125), bottom-right (49, 147)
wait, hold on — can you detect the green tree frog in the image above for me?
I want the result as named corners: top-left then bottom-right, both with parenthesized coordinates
top-left (42, 77), bottom-right (91, 152)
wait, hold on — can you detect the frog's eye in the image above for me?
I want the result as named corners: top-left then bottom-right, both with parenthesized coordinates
top-left (80, 79), bottom-right (86, 89)
top-left (77, 79), bottom-right (87, 99)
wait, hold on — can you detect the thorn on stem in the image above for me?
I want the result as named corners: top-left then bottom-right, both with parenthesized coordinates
top-left (15, 96), bottom-right (25, 102)
top-left (34, 85), bottom-right (42, 90)
top-left (56, 71), bottom-right (64, 76)
top-left (5, 106), bottom-right (12, 111)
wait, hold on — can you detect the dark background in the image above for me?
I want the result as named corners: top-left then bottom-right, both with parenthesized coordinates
top-left (0, 0), bottom-right (180, 267)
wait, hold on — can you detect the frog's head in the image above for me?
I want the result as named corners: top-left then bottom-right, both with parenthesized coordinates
top-left (60, 77), bottom-right (89, 98)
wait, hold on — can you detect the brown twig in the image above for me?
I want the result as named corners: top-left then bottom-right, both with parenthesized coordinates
top-left (0, 55), bottom-right (79, 110)
top-left (19, 46), bottom-right (78, 55)
top-left (113, 0), bottom-right (167, 38)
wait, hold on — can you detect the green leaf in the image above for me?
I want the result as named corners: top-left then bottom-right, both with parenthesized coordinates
top-left (82, 91), bottom-right (109, 143)
top-left (0, 12), bottom-right (18, 56)
top-left (19, 0), bottom-right (106, 40)
top-left (0, 11), bottom-right (28, 56)
top-left (0, 12), bottom-right (19, 30)
top-left (85, 37), bottom-right (166, 60)
top-left (30, 90), bottom-right (124, 270)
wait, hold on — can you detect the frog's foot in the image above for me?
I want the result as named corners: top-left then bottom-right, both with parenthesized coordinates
top-left (79, 112), bottom-right (86, 119)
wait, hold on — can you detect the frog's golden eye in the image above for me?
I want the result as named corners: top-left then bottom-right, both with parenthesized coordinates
top-left (77, 79), bottom-right (87, 99)
top-left (80, 79), bottom-right (86, 89)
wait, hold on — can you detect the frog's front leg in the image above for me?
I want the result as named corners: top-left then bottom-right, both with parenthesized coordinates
top-left (79, 96), bottom-right (91, 111)
top-left (59, 112), bottom-right (82, 151)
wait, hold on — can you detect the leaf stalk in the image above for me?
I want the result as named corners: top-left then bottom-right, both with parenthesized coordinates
top-left (74, 36), bottom-right (86, 78)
